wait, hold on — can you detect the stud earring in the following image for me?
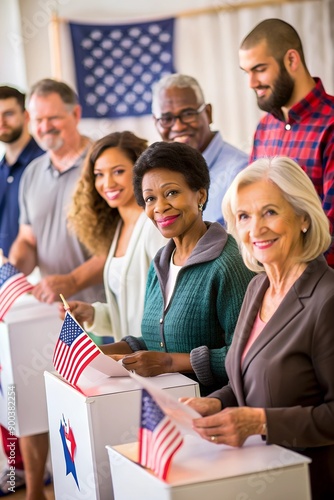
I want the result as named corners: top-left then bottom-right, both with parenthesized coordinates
top-left (302, 227), bottom-right (308, 233)
top-left (198, 203), bottom-right (203, 212)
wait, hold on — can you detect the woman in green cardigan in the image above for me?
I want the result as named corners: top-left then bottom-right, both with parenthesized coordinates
top-left (101, 141), bottom-right (254, 395)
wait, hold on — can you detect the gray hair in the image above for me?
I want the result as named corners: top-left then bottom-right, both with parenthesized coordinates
top-left (222, 156), bottom-right (331, 272)
top-left (27, 78), bottom-right (79, 108)
top-left (151, 74), bottom-right (205, 116)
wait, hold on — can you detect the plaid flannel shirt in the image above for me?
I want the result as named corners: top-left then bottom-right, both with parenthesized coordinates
top-left (251, 78), bottom-right (334, 267)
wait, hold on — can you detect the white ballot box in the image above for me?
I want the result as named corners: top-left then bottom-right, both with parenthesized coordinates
top-left (107, 435), bottom-right (312, 500)
top-left (44, 370), bottom-right (199, 500)
top-left (0, 294), bottom-right (62, 436)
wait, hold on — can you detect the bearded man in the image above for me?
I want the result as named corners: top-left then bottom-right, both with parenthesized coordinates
top-left (239, 18), bottom-right (334, 267)
top-left (0, 86), bottom-right (44, 256)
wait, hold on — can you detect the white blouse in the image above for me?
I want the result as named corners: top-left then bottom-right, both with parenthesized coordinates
top-left (107, 255), bottom-right (126, 306)
top-left (165, 250), bottom-right (182, 308)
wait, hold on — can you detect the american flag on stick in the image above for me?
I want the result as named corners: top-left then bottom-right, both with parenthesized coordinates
top-left (0, 260), bottom-right (33, 321)
top-left (139, 388), bottom-right (183, 481)
top-left (53, 309), bottom-right (100, 386)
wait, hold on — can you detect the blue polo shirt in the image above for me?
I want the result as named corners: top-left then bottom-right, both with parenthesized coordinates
top-left (202, 131), bottom-right (248, 225)
top-left (0, 137), bottom-right (44, 256)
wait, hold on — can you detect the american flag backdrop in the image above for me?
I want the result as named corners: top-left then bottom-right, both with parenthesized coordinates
top-left (0, 263), bottom-right (33, 321)
top-left (69, 18), bottom-right (175, 119)
top-left (53, 312), bottom-right (100, 386)
top-left (138, 388), bottom-right (183, 481)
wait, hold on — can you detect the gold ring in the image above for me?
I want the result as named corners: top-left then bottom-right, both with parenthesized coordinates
top-left (210, 435), bottom-right (217, 443)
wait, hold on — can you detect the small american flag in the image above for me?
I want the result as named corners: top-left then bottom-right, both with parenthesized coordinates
top-left (0, 262), bottom-right (33, 321)
top-left (139, 388), bottom-right (183, 481)
top-left (53, 311), bottom-right (100, 386)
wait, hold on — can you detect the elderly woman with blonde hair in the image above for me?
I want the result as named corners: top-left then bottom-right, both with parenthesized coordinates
top-left (181, 156), bottom-right (334, 499)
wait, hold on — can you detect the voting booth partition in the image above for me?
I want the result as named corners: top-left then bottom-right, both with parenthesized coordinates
top-left (0, 294), bottom-right (62, 437)
top-left (44, 370), bottom-right (200, 500)
top-left (107, 435), bottom-right (312, 500)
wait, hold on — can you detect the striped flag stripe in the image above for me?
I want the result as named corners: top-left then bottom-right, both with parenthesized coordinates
top-left (0, 268), bottom-right (33, 320)
top-left (138, 389), bottom-right (183, 480)
top-left (53, 311), bottom-right (100, 386)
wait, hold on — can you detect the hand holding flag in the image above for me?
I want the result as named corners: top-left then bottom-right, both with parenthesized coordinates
top-left (139, 388), bottom-right (183, 481)
top-left (0, 251), bottom-right (34, 321)
top-left (53, 307), bottom-right (100, 386)
top-left (60, 293), bottom-right (71, 312)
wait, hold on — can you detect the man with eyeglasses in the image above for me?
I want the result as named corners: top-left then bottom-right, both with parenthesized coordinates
top-left (152, 74), bottom-right (248, 224)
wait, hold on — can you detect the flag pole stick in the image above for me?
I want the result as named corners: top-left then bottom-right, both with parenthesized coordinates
top-left (59, 294), bottom-right (70, 312)
top-left (49, 11), bottom-right (62, 80)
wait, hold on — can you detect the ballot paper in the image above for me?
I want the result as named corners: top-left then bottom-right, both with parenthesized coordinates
top-left (129, 371), bottom-right (202, 437)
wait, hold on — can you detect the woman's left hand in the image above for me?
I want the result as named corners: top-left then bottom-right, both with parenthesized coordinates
top-left (193, 406), bottom-right (265, 447)
top-left (121, 351), bottom-right (173, 376)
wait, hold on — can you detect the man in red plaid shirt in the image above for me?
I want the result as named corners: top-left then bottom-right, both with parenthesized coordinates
top-left (239, 19), bottom-right (334, 267)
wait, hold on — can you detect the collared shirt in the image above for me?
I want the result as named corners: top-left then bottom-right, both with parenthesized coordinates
top-left (0, 137), bottom-right (44, 255)
top-left (18, 147), bottom-right (105, 303)
top-left (202, 131), bottom-right (248, 224)
top-left (251, 78), bottom-right (334, 267)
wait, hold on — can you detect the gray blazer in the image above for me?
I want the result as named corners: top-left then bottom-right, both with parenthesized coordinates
top-left (211, 256), bottom-right (334, 497)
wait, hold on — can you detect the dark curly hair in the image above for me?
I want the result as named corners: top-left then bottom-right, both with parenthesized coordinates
top-left (133, 141), bottom-right (210, 208)
top-left (68, 131), bottom-right (148, 256)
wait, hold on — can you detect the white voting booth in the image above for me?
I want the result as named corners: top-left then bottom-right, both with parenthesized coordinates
top-left (107, 435), bottom-right (312, 500)
top-left (106, 372), bottom-right (312, 500)
top-left (0, 294), bottom-right (62, 436)
top-left (44, 370), bottom-right (200, 500)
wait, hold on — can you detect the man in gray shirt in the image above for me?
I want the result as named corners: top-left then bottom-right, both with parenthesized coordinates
top-left (10, 79), bottom-right (105, 304)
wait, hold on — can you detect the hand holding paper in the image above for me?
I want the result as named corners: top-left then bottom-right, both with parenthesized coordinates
top-left (179, 396), bottom-right (222, 417)
top-left (129, 371), bottom-right (201, 436)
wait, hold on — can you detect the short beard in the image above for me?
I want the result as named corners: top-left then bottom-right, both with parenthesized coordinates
top-left (257, 62), bottom-right (294, 114)
top-left (0, 125), bottom-right (24, 144)
top-left (39, 131), bottom-right (63, 152)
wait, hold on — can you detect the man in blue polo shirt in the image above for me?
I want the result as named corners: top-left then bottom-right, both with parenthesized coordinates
top-left (0, 86), bottom-right (44, 256)
top-left (0, 85), bottom-right (44, 496)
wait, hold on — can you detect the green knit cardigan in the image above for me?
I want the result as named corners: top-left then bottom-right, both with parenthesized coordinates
top-left (124, 222), bottom-right (255, 395)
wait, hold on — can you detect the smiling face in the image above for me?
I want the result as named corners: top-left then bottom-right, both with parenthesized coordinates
top-left (153, 86), bottom-right (213, 153)
top-left (239, 40), bottom-right (294, 113)
top-left (142, 167), bottom-right (206, 239)
top-left (28, 92), bottom-right (80, 152)
top-left (93, 147), bottom-right (136, 209)
top-left (235, 179), bottom-right (306, 271)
